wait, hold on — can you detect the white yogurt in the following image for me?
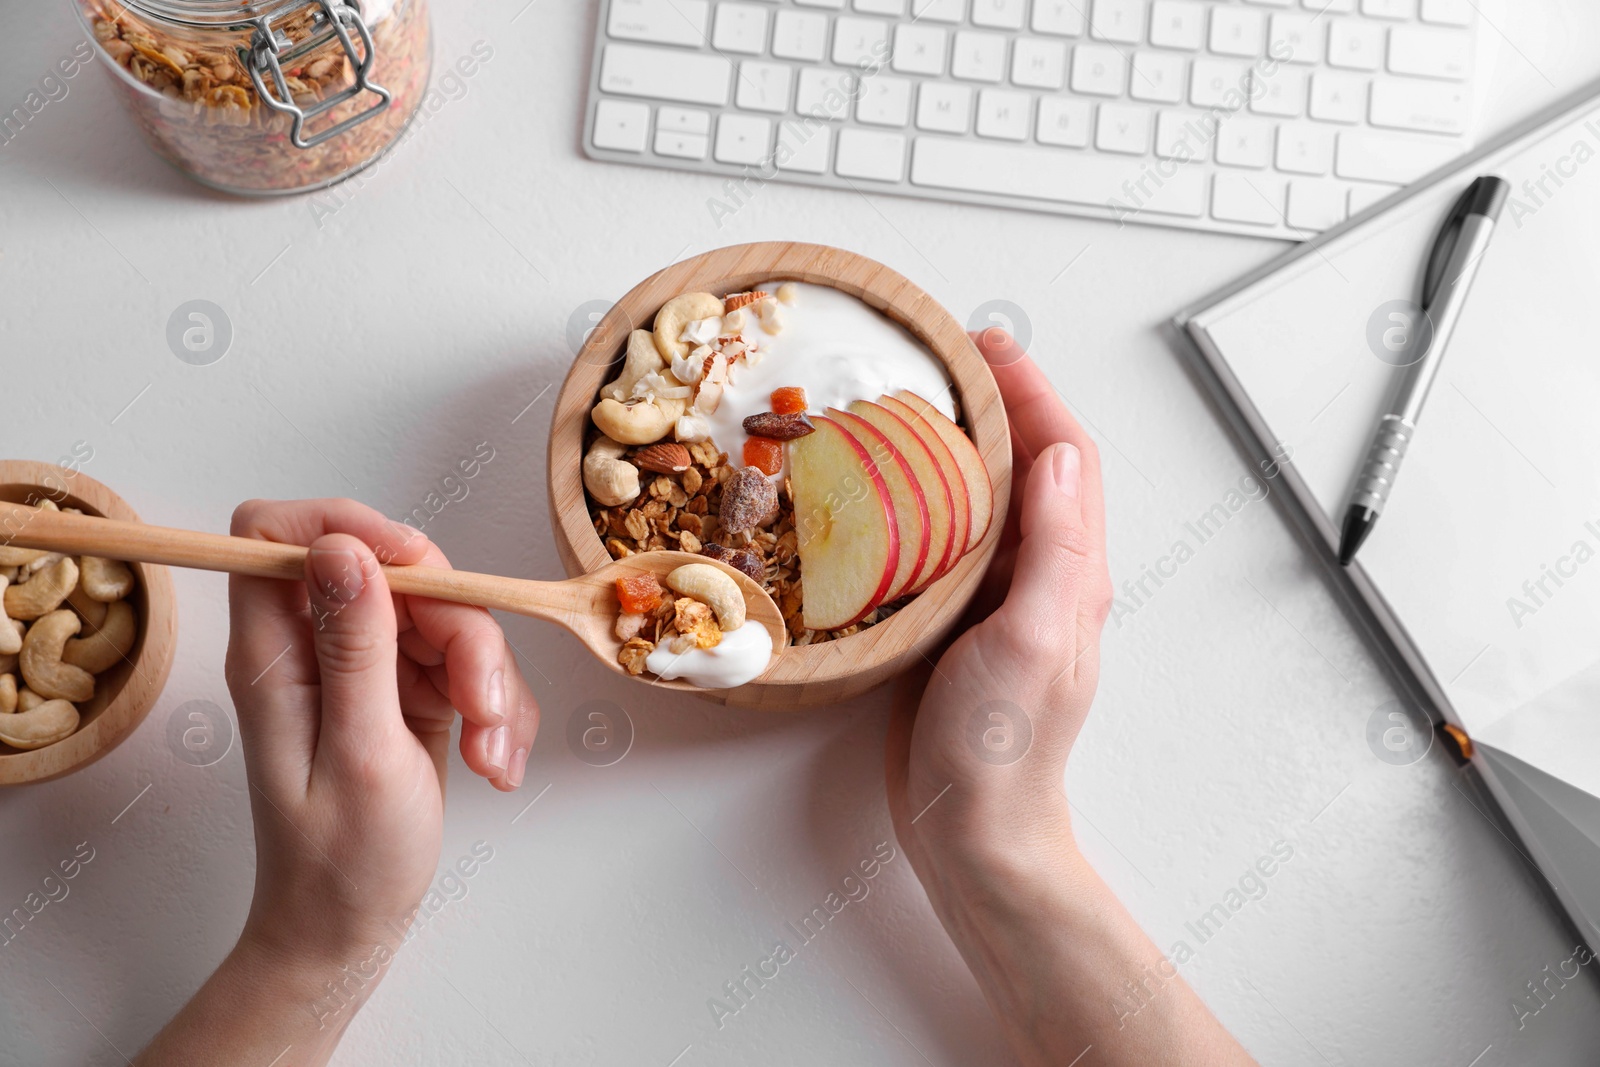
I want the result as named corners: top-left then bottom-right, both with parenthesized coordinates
top-left (646, 621), bottom-right (773, 688)
top-left (703, 282), bottom-right (958, 475)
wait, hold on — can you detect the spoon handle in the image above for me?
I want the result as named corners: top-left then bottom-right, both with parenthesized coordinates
top-left (0, 502), bottom-right (580, 621)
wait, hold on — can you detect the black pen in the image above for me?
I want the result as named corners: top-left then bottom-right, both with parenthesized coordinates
top-left (1338, 175), bottom-right (1511, 566)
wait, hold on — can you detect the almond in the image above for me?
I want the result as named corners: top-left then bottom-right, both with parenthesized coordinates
top-left (634, 442), bottom-right (691, 474)
top-left (724, 290), bottom-right (770, 312)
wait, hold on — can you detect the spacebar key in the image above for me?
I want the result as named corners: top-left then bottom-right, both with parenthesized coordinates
top-left (910, 137), bottom-right (1207, 218)
top-left (600, 43), bottom-right (731, 107)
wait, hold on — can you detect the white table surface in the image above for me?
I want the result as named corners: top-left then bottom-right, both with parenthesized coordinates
top-left (4, 4), bottom-right (1600, 1065)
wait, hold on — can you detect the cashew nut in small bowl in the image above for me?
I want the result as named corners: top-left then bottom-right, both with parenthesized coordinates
top-left (0, 545), bottom-right (47, 568)
top-left (666, 563), bottom-right (746, 632)
top-left (67, 582), bottom-right (108, 630)
top-left (0, 698), bottom-right (80, 751)
top-left (590, 396), bottom-right (686, 446)
top-left (600, 329), bottom-right (668, 404)
top-left (0, 578), bottom-right (21, 656)
top-left (0, 672), bottom-right (15, 714)
top-left (583, 436), bottom-right (641, 508)
top-left (80, 556), bottom-right (135, 601)
top-left (17, 687), bottom-right (45, 712)
top-left (20, 609), bottom-right (96, 703)
top-left (4, 555), bottom-right (78, 620)
top-left (653, 292), bottom-right (726, 361)
top-left (63, 600), bottom-right (137, 675)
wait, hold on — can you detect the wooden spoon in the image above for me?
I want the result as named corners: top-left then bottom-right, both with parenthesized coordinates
top-left (0, 502), bottom-right (787, 691)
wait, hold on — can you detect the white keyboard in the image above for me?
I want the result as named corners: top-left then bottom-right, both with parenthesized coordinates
top-left (583, 0), bottom-right (1483, 240)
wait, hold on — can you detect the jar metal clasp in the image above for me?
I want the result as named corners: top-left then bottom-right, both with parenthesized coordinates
top-left (246, 0), bottom-right (392, 150)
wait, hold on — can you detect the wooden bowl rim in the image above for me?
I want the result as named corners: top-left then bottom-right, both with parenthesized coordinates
top-left (0, 460), bottom-right (177, 785)
top-left (546, 242), bottom-right (1012, 702)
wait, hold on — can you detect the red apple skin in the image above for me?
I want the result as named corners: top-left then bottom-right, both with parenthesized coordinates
top-left (846, 399), bottom-right (956, 594)
top-left (791, 416), bottom-right (901, 630)
top-left (827, 407), bottom-right (930, 605)
top-left (893, 390), bottom-right (993, 551)
top-left (877, 393), bottom-right (973, 563)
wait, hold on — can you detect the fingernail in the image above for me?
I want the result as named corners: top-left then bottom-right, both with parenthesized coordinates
top-left (308, 546), bottom-right (365, 608)
top-left (487, 669), bottom-right (506, 725)
top-left (487, 725), bottom-right (509, 772)
top-left (1052, 443), bottom-right (1081, 500)
top-left (507, 747), bottom-right (528, 789)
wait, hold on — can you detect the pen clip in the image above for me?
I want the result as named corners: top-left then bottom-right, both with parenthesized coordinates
top-left (1420, 180), bottom-right (1478, 312)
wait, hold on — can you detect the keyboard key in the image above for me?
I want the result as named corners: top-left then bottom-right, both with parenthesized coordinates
top-left (1335, 129), bottom-right (1457, 182)
top-left (1303, 0), bottom-right (1355, 10)
top-left (913, 0), bottom-right (967, 20)
top-left (1269, 15), bottom-right (1324, 65)
top-left (775, 120), bottom-right (832, 172)
top-left (1072, 44), bottom-right (1129, 96)
top-left (1032, 0), bottom-right (1087, 36)
top-left (911, 136), bottom-right (1207, 215)
top-left (953, 31), bottom-right (1009, 82)
top-left (1130, 51), bottom-right (1186, 103)
top-left (1091, 0), bottom-right (1148, 44)
top-left (1149, 0), bottom-right (1205, 50)
top-left (1250, 66), bottom-right (1306, 116)
top-left (1369, 77), bottom-right (1466, 134)
top-left (1212, 172), bottom-right (1285, 224)
top-left (1275, 121), bottom-right (1334, 173)
top-left (1361, 0), bottom-right (1414, 18)
top-left (655, 129), bottom-right (709, 159)
top-left (736, 61), bottom-right (793, 112)
top-left (834, 17), bottom-right (891, 66)
top-left (1037, 97), bottom-right (1092, 146)
top-left (836, 128), bottom-right (907, 180)
top-left (858, 76), bottom-right (914, 126)
top-left (592, 99), bottom-right (650, 152)
top-left (1286, 178), bottom-right (1346, 229)
top-left (894, 24), bottom-right (949, 76)
top-left (797, 68), bottom-right (858, 119)
top-left (1388, 26), bottom-right (1471, 80)
top-left (608, 0), bottom-right (710, 48)
top-left (977, 89), bottom-right (1032, 140)
top-left (972, 0), bottom-right (1027, 29)
top-left (1156, 110), bottom-right (1212, 158)
top-left (715, 113), bottom-right (772, 163)
top-left (1096, 103), bottom-right (1152, 154)
top-left (601, 44), bottom-right (731, 106)
top-left (772, 9), bottom-right (829, 61)
top-left (1210, 9), bottom-right (1265, 57)
top-left (1308, 71), bottom-right (1367, 123)
top-left (857, 0), bottom-right (907, 13)
top-left (917, 82), bottom-right (974, 133)
top-left (1348, 181), bottom-right (1400, 214)
top-left (795, 0), bottom-right (846, 6)
top-left (1190, 59), bottom-right (1250, 109)
top-left (657, 107), bottom-right (711, 134)
top-left (1419, 0), bottom-right (1471, 26)
top-left (1213, 116), bottom-right (1273, 167)
top-left (1013, 38), bottom-right (1069, 89)
top-left (1328, 19), bottom-right (1383, 71)
top-left (713, 3), bottom-right (770, 54)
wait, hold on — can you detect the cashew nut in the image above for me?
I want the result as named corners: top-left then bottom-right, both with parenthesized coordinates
top-left (67, 582), bottom-right (107, 630)
top-left (583, 436), bottom-right (642, 508)
top-left (0, 698), bottom-right (80, 750)
top-left (600, 330), bottom-right (669, 404)
top-left (0, 545), bottom-right (47, 567)
top-left (17, 687), bottom-right (44, 712)
top-left (4, 555), bottom-right (78, 620)
top-left (63, 600), bottom-right (136, 674)
top-left (0, 673), bottom-right (15, 714)
top-left (653, 292), bottom-right (726, 361)
top-left (20, 610), bottom-right (95, 703)
top-left (0, 578), bottom-right (20, 656)
top-left (0, 621), bottom-right (21, 674)
top-left (666, 563), bottom-right (746, 632)
top-left (591, 397), bottom-right (686, 446)
top-left (614, 612), bottom-right (646, 641)
top-left (80, 556), bottom-right (134, 601)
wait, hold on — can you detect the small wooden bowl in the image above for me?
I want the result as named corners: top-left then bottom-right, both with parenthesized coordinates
top-left (548, 242), bottom-right (1012, 708)
top-left (0, 461), bottom-right (177, 784)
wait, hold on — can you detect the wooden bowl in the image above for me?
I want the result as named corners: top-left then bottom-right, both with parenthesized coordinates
top-left (0, 461), bottom-right (177, 784)
top-left (548, 242), bottom-right (1012, 708)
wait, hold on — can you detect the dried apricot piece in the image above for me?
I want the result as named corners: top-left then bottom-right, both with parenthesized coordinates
top-left (770, 386), bottom-right (807, 414)
top-left (743, 436), bottom-right (784, 476)
top-left (615, 572), bottom-right (663, 614)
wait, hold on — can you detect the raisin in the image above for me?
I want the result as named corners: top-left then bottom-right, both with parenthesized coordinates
top-left (742, 411), bottom-right (815, 441)
top-left (700, 542), bottom-right (766, 583)
top-left (615, 572), bottom-right (663, 614)
top-left (770, 386), bottom-right (808, 414)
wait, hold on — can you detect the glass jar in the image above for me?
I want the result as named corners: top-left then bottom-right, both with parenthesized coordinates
top-left (74, 0), bottom-right (430, 195)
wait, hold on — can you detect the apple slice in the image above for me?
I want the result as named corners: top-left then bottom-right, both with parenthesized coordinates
top-left (877, 393), bottom-right (972, 560)
top-left (789, 416), bottom-right (900, 631)
top-left (891, 391), bottom-right (992, 551)
top-left (846, 399), bottom-right (955, 593)
top-left (828, 407), bottom-right (929, 604)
